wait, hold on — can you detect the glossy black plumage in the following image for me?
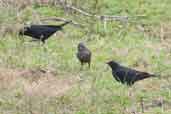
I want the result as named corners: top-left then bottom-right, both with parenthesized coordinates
top-left (77, 42), bottom-right (91, 69)
top-left (19, 21), bottom-right (71, 43)
top-left (107, 60), bottom-right (155, 86)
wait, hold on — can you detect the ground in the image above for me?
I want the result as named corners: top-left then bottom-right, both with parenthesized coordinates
top-left (0, 67), bottom-right (77, 97)
top-left (0, 0), bottom-right (171, 114)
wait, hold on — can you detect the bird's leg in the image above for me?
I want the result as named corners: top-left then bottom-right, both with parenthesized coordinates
top-left (41, 39), bottom-right (46, 44)
top-left (128, 87), bottom-right (133, 97)
top-left (40, 40), bottom-right (47, 51)
top-left (43, 44), bottom-right (48, 52)
top-left (80, 62), bottom-right (83, 70)
top-left (88, 62), bottom-right (91, 69)
top-left (40, 41), bottom-right (48, 53)
top-left (18, 35), bottom-right (25, 43)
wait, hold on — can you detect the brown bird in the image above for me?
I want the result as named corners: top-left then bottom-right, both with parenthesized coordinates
top-left (107, 60), bottom-right (156, 86)
top-left (77, 42), bottom-right (91, 69)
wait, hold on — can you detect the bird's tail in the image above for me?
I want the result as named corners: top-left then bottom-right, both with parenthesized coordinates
top-left (145, 73), bottom-right (158, 78)
top-left (149, 74), bottom-right (158, 78)
top-left (59, 20), bottom-right (72, 27)
top-left (135, 72), bottom-right (157, 82)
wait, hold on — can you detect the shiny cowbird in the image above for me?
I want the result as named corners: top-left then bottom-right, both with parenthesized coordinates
top-left (77, 42), bottom-right (91, 69)
top-left (107, 60), bottom-right (156, 86)
top-left (19, 21), bottom-right (71, 43)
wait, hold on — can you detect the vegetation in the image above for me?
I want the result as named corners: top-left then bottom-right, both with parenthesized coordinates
top-left (0, 0), bottom-right (171, 114)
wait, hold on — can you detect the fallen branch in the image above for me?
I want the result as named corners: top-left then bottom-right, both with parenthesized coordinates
top-left (95, 15), bottom-right (128, 22)
top-left (66, 4), bottom-right (93, 17)
top-left (65, 4), bottom-right (128, 22)
top-left (40, 17), bottom-right (85, 28)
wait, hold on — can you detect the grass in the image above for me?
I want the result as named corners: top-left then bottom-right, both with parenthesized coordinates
top-left (0, 0), bottom-right (171, 114)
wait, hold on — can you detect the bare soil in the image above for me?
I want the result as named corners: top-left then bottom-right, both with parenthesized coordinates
top-left (0, 67), bottom-right (77, 97)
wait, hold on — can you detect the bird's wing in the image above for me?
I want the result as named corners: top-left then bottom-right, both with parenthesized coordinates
top-left (80, 52), bottom-right (89, 58)
top-left (115, 66), bottom-right (141, 83)
top-left (114, 68), bottom-right (128, 83)
top-left (30, 26), bottom-right (58, 37)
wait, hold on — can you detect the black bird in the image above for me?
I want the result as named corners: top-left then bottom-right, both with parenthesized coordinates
top-left (19, 21), bottom-right (71, 43)
top-left (77, 42), bottom-right (91, 69)
top-left (107, 60), bottom-right (156, 86)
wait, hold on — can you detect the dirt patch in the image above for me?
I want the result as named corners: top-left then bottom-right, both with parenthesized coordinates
top-left (0, 67), bottom-right (78, 97)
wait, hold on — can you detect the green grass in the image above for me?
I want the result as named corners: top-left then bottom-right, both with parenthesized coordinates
top-left (0, 0), bottom-right (171, 114)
